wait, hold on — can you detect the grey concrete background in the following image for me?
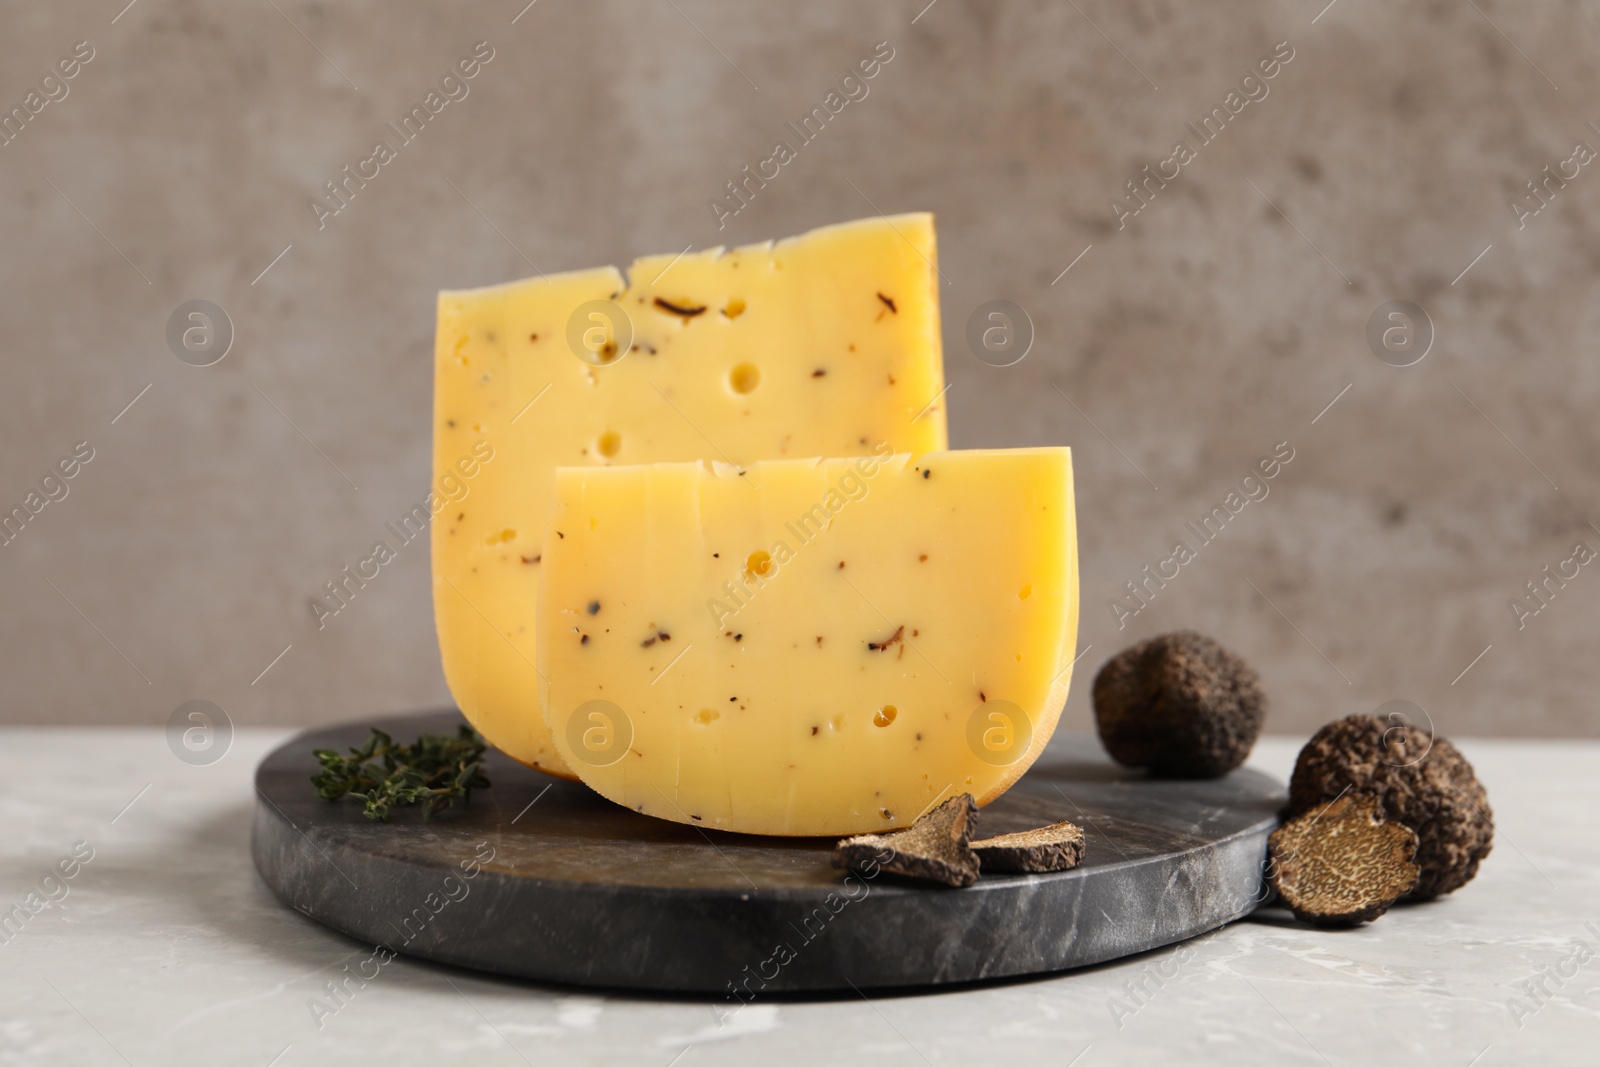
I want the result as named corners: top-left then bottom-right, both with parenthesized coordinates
top-left (1, 0), bottom-right (1594, 739)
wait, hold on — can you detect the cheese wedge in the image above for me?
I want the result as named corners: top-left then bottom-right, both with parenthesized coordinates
top-left (537, 448), bottom-right (1078, 835)
top-left (433, 215), bottom-right (947, 776)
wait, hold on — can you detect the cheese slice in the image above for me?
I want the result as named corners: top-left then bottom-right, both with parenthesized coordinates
top-left (537, 448), bottom-right (1078, 835)
top-left (433, 215), bottom-right (947, 777)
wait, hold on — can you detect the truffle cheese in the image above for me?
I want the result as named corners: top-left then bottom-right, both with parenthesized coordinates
top-left (433, 215), bottom-right (948, 776)
top-left (537, 448), bottom-right (1078, 836)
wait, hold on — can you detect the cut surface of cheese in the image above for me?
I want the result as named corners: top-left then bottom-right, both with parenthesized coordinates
top-left (537, 448), bottom-right (1078, 835)
top-left (433, 215), bottom-right (947, 777)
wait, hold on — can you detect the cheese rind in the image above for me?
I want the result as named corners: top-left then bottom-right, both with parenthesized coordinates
top-left (537, 448), bottom-right (1078, 835)
top-left (433, 215), bottom-right (948, 776)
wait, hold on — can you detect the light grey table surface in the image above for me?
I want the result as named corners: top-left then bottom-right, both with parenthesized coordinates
top-left (0, 729), bottom-right (1590, 1067)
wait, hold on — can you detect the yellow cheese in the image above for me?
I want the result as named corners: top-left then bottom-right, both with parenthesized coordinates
top-left (433, 215), bottom-right (947, 777)
top-left (537, 448), bottom-right (1078, 835)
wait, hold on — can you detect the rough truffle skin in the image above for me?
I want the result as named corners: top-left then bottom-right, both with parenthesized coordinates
top-left (1288, 715), bottom-right (1493, 900)
top-left (1269, 794), bottom-right (1420, 926)
top-left (1092, 631), bottom-right (1266, 778)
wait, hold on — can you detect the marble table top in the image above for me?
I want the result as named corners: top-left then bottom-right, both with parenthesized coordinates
top-left (0, 728), bottom-right (1590, 1066)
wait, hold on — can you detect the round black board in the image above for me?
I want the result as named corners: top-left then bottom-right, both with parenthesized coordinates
top-left (252, 710), bottom-right (1284, 993)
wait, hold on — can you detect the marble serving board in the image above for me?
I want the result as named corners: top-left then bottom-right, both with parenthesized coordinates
top-left (252, 710), bottom-right (1284, 993)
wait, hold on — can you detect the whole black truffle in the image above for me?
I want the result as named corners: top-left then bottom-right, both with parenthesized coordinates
top-left (1092, 631), bottom-right (1266, 777)
top-left (1289, 715), bottom-right (1493, 900)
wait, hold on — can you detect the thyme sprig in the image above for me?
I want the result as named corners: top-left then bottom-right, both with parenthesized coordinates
top-left (311, 725), bottom-right (490, 821)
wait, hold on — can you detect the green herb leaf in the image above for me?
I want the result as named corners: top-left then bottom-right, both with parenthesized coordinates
top-left (311, 725), bottom-right (490, 821)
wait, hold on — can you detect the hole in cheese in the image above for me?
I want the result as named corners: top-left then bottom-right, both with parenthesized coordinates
top-left (874, 705), bottom-right (898, 728)
top-left (695, 708), bottom-right (720, 724)
top-left (1018, 583), bottom-right (1032, 599)
top-left (597, 431), bottom-right (622, 458)
top-left (746, 550), bottom-right (773, 578)
top-left (729, 363), bottom-right (761, 394)
top-left (723, 297), bottom-right (746, 319)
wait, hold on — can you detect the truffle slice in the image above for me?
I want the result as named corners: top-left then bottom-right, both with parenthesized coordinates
top-left (1268, 793), bottom-right (1420, 926)
top-left (972, 820), bottom-right (1085, 873)
top-left (1093, 630), bottom-right (1266, 777)
top-left (832, 794), bottom-right (980, 888)
top-left (1289, 714), bottom-right (1493, 899)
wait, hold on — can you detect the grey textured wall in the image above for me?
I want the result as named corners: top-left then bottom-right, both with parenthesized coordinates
top-left (2, 0), bottom-right (1594, 739)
